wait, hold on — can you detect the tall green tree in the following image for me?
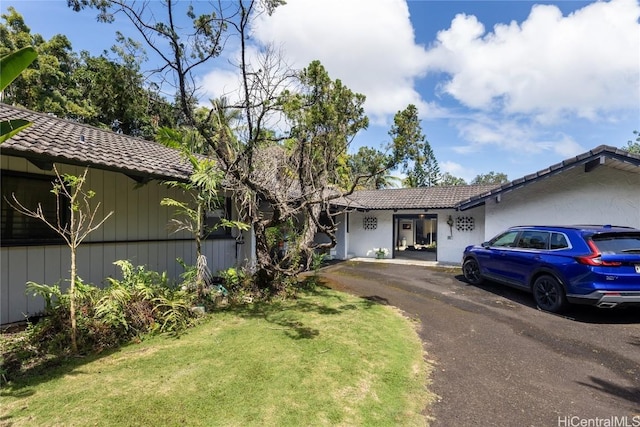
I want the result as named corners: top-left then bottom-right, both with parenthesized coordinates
top-left (69, 0), bottom-right (422, 288)
top-left (438, 172), bottom-right (467, 186)
top-left (345, 147), bottom-right (399, 190)
top-left (388, 104), bottom-right (439, 187)
top-left (471, 171), bottom-right (509, 185)
top-left (624, 130), bottom-right (640, 154)
top-left (0, 7), bottom-right (176, 139)
top-left (0, 7), bottom-right (89, 118)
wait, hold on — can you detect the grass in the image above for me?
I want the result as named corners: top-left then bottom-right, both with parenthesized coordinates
top-left (0, 286), bottom-right (435, 426)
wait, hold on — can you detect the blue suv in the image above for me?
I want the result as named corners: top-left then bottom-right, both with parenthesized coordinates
top-left (462, 225), bottom-right (640, 313)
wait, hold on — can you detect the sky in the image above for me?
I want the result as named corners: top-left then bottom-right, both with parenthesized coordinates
top-left (3, 0), bottom-right (639, 184)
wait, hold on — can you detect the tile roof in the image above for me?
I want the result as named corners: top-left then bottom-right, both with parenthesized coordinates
top-left (333, 185), bottom-right (499, 210)
top-left (0, 103), bottom-right (192, 181)
top-left (457, 145), bottom-right (640, 211)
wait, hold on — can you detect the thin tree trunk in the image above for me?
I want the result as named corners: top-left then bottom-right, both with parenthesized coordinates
top-left (70, 246), bottom-right (77, 353)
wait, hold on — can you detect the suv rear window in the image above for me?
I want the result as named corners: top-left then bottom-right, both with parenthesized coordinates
top-left (591, 233), bottom-right (640, 254)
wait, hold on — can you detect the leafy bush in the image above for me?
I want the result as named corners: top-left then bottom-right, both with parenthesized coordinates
top-left (1, 261), bottom-right (203, 380)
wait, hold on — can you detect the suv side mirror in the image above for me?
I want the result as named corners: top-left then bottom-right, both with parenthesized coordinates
top-left (481, 241), bottom-right (491, 248)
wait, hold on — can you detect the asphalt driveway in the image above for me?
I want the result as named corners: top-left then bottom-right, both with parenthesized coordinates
top-left (318, 260), bottom-right (640, 427)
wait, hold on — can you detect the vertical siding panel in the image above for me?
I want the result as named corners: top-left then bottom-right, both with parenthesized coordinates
top-left (1, 249), bottom-right (9, 324)
top-left (103, 243), bottom-right (117, 282)
top-left (103, 171), bottom-right (117, 242)
top-left (148, 241), bottom-right (159, 273)
top-left (148, 182), bottom-right (160, 239)
top-left (58, 246), bottom-right (72, 293)
top-left (127, 180), bottom-right (138, 241)
top-left (88, 244), bottom-right (105, 287)
top-left (86, 169), bottom-right (106, 243)
top-left (138, 184), bottom-right (150, 240)
top-left (167, 242), bottom-right (176, 278)
top-left (76, 245), bottom-right (91, 286)
top-left (136, 185), bottom-right (150, 269)
top-left (26, 246), bottom-right (45, 316)
top-left (114, 174), bottom-right (129, 241)
top-left (7, 248), bottom-right (28, 322)
top-left (44, 246), bottom-right (63, 287)
top-left (114, 243), bottom-right (128, 270)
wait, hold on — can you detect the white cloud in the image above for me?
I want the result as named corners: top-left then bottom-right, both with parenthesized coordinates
top-left (424, 0), bottom-right (640, 121)
top-left (440, 160), bottom-right (474, 182)
top-left (209, 0), bottom-right (431, 124)
top-left (451, 114), bottom-right (586, 157)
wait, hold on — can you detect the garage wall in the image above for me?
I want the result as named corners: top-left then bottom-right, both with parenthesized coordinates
top-left (483, 166), bottom-right (640, 240)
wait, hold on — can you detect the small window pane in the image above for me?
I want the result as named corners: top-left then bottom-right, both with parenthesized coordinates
top-left (1, 172), bottom-right (66, 244)
top-left (204, 197), bottom-right (232, 238)
top-left (490, 231), bottom-right (519, 247)
top-left (517, 231), bottom-right (549, 250)
top-left (550, 233), bottom-right (569, 250)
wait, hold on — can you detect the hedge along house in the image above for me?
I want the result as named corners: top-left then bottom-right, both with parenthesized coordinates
top-left (328, 145), bottom-right (640, 265)
top-left (1, 104), bottom-right (252, 325)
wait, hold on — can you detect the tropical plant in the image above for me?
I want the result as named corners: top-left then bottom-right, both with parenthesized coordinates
top-left (0, 46), bottom-right (37, 143)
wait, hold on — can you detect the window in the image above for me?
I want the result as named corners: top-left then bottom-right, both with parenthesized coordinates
top-left (1, 172), bottom-right (67, 245)
top-left (204, 197), bottom-right (232, 238)
top-left (517, 231), bottom-right (550, 250)
top-left (550, 233), bottom-right (570, 250)
top-left (490, 231), bottom-right (519, 247)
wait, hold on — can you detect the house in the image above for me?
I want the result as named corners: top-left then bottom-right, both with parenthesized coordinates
top-left (328, 185), bottom-right (497, 263)
top-left (331, 145), bottom-right (640, 265)
top-left (3, 102), bottom-right (639, 324)
top-left (1, 104), bottom-right (252, 325)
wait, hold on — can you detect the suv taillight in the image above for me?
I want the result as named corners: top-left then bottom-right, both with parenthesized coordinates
top-left (575, 240), bottom-right (622, 266)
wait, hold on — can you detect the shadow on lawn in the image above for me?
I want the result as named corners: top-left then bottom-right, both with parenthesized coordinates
top-left (0, 345), bottom-right (122, 396)
top-left (227, 278), bottom-right (380, 340)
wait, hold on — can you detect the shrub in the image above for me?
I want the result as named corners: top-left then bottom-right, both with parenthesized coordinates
top-left (1, 261), bottom-right (201, 380)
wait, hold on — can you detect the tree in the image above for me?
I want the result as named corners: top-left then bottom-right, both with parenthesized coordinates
top-left (471, 171), bottom-right (509, 185)
top-left (9, 167), bottom-right (113, 352)
top-left (1, 7), bottom-right (176, 139)
top-left (0, 7), bottom-right (88, 118)
top-left (70, 0), bottom-right (422, 289)
top-left (388, 104), bottom-right (439, 187)
top-left (342, 146), bottom-right (399, 190)
top-left (438, 172), bottom-right (467, 186)
top-left (624, 130), bottom-right (640, 154)
top-left (158, 145), bottom-right (249, 298)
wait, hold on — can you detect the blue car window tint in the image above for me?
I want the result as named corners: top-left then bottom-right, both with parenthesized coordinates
top-left (550, 233), bottom-right (569, 249)
top-left (517, 231), bottom-right (549, 249)
top-left (592, 233), bottom-right (640, 253)
top-left (492, 231), bottom-right (519, 247)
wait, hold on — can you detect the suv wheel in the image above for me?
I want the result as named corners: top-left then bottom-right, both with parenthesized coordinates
top-left (532, 275), bottom-right (567, 313)
top-left (463, 258), bottom-right (483, 285)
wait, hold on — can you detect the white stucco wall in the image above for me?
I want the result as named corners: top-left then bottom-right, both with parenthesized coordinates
top-left (482, 166), bottom-right (640, 240)
top-left (346, 210), bottom-right (395, 258)
top-left (343, 208), bottom-right (486, 264)
top-left (1, 157), bottom-right (241, 324)
top-left (437, 206), bottom-right (487, 264)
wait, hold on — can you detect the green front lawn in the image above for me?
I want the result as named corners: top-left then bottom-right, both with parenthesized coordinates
top-left (1, 286), bottom-right (435, 426)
